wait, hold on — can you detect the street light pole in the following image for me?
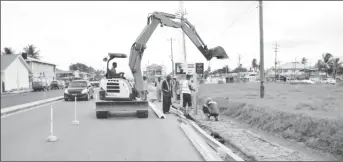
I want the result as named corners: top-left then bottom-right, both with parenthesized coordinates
top-left (259, 0), bottom-right (265, 98)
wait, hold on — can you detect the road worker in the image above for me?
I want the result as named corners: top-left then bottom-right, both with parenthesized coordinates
top-left (202, 97), bottom-right (220, 121)
top-left (181, 74), bottom-right (196, 119)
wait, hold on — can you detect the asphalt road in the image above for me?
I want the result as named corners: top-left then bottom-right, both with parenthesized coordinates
top-left (1, 98), bottom-right (203, 161)
top-left (1, 89), bottom-right (64, 109)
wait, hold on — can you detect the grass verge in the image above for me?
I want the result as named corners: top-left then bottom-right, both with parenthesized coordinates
top-left (196, 84), bottom-right (343, 160)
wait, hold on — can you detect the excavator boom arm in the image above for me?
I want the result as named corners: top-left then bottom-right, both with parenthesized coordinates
top-left (128, 11), bottom-right (228, 99)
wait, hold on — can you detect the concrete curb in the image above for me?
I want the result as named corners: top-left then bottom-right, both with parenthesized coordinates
top-left (1, 96), bottom-right (64, 116)
top-left (170, 105), bottom-right (244, 161)
top-left (180, 122), bottom-right (223, 161)
top-left (1, 89), bottom-right (34, 96)
top-left (148, 102), bottom-right (166, 119)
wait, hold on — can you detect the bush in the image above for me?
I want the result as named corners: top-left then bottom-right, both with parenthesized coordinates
top-left (218, 80), bottom-right (224, 84)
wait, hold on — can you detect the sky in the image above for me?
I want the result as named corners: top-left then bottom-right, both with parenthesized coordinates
top-left (1, 1), bottom-right (343, 78)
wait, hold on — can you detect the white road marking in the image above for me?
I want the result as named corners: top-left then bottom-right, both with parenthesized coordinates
top-left (1, 100), bottom-right (63, 119)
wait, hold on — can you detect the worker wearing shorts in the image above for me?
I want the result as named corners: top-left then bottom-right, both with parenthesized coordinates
top-left (202, 98), bottom-right (219, 121)
top-left (181, 75), bottom-right (195, 117)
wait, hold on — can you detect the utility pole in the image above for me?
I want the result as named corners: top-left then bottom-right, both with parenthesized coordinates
top-left (238, 54), bottom-right (241, 67)
top-left (259, 0), bottom-right (265, 98)
top-left (167, 38), bottom-right (176, 76)
top-left (238, 54), bottom-right (241, 82)
top-left (176, 1), bottom-right (188, 76)
top-left (273, 42), bottom-right (279, 82)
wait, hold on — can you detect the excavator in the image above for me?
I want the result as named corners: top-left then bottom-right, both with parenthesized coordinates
top-left (95, 11), bottom-right (228, 119)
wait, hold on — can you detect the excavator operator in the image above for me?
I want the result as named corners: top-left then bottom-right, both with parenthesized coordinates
top-left (108, 62), bottom-right (125, 79)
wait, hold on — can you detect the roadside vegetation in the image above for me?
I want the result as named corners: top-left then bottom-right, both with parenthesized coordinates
top-left (196, 83), bottom-right (343, 160)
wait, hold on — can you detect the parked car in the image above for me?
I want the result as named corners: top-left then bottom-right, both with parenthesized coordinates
top-left (57, 80), bottom-right (65, 89)
top-left (65, 80), bottom-right (71, 88)
top-left (301, 80), bottom-right (315, 84)
top-left (320, 78), bottom-right (336, 85)
top-left (64, 80), bottom-right (94, 101)
top-left (50, 80), bottom-right (60, 90)
top-left (32, 78), bottom-right (50, 92)
top-left (90, 80), bottom-right (100, 87)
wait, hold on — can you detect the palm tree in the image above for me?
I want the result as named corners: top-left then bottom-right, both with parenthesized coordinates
top-left (1, 47), bottom-right (15, 55)
top-left (23, 44), bottom-right (40, 59)
top-left (321, 53), bottom-right (333, 77)
top-left (251, 58), bottom-right (258, 71)
top-left (330, 58), bottom-right (342, 79)
top-left (301, 57), bottom-right (308, 68)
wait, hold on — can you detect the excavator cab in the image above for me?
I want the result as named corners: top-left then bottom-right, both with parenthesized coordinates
top-left (104, 53), bottom-right (127, 79)
top-left (96, 53), bottom-right (149, 119)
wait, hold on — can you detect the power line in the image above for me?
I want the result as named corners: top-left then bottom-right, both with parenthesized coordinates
top-left (211, 1), bottom-right (259, 44)
top-left (226, 2), bottom-right (258, 30)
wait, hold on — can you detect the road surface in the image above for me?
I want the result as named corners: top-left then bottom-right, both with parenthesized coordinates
top-left (1, 98), bottom-right (203, 161)
top-left (1, 89), bottom-right (64, 109)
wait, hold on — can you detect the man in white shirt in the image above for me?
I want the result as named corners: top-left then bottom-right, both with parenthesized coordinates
top-left (181, 74), bottom-right (196, 118)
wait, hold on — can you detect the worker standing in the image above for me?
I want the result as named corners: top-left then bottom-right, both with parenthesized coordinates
top-left (143, 76), bottom-right (149, 100)
top-left (161, 75), bottom-right (172, 114)
top-left (181, 74), bottom-right (196, 118)
top-left (155, 77), bottom-right (162, 102)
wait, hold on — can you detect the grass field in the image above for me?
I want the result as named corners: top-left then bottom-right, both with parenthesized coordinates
top-left (196, 82), bottom-right (343, 159)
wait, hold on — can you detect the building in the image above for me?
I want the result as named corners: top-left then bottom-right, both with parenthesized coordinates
top-left (1, 54), bottom-right (32, 92)
top-left (56, 69), bottom-right (76, 81)
top-left (23, 54), bottom-right (57, 85)
top-left (56, 69), bottom-right (94, 81)
top-left (144, 64), bottom-right (166, 77)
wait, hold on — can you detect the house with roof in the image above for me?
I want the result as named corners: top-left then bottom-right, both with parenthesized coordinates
top-left (22, 53), bottom-right (57, 85)
top-left (1, 54), bottom-right (32, 93)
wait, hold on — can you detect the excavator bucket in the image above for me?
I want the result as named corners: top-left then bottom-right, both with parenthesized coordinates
top-left (208, 46), bottom-right (229, 60)
top-left (95, 100), bottom-right (149, 118)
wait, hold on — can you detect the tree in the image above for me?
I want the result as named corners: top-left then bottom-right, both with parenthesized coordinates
top-left (252, 58), bottom-right (258, 71)
top-left (329, 58), bottom-right (342, 79)
top-left (222, 65), bottom-right (229, 74)
top-left (1, 47), bottom-right (15, 55)
top-left (321, 53), bottom-right (333, 77)
top-left (23, 44), bottom-right (41, 59)
top-left (69, 63), bottom-right (91, 73)
top-left (301, 57), bottom-right (308, 68)
top-left (232, 66), bottom-right (248, 73)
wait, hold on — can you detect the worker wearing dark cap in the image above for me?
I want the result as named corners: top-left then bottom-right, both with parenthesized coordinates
top-left (161, 75), bottom-right (172, 114)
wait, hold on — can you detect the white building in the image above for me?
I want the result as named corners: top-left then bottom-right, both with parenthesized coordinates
top-left (23, 54), bottom-right (57, 85)
top-left (1, 54), bottom-right (32, 92)
top-left (275, 62), bottom-right (306, 77)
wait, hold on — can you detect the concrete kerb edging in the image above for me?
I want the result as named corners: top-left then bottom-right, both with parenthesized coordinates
top-left (1, 96), bottom-right (64, 116)
top-left (179, 122), bottom-right (223, 161)
top-left (188, 119), bottom-right (245, 161)
top-left (170, 106), bottom-right (244, 161)
top-left (148, 102), bottom-right (166, 119)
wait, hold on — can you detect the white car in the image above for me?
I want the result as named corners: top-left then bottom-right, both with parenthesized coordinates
top-left (301, 80), bottom-right (315, 84)
top-left (320, 78), bottom-right (336, 84)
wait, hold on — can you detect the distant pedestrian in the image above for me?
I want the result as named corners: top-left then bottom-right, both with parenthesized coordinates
top-left (155, 77), bottom-right (162, 102)
top-left (161, 75), bottom-right (172, 114)
top-left (202, 97), bottom-right (220, 121)
top-left (142, 76), bottom-right (149, 100)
